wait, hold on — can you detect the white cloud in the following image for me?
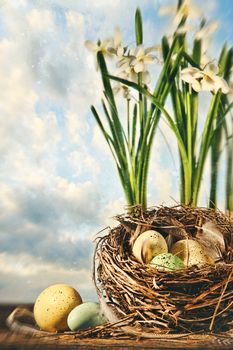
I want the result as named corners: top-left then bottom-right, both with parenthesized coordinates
top-left (65, 111), bottom-right (90, 144)
top-left (101, 198), bottom-right (125, 228)
top-left (0, 184), bottom-right (19, 217)
top-left (0, 252), bottom-right (67, 277)
top-left (26, 8), bottom-right (53, 31)
top-left (66, 10), bottom-right (84, 29)
top-left (69, 149), bottom-right (100, 180)
top-left (0, 37), bottom-right (37, 118)
top-left (92, 125), bottom-right (111, 155)
top-left (0, 252), bottom-right (95, 302)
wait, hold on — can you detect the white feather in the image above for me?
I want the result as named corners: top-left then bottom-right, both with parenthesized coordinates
top-left (196, 221), bottom-right (225, 261)
top-left (98, 293), bottom-right (119, 323)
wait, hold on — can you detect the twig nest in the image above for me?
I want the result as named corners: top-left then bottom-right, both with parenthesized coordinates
top-left (150, 252), bottom-right (184, 271)
top-left (132, 230), bottom-right (168, 263)
top-left (94, 205), bottom-right (233, 334)
top-left (171, 239), bottom-right (215, 267)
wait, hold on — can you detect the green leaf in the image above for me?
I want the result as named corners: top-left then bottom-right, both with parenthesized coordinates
top-left (131, 103), bottom-right (138, 156)
top-left (192, 39), bottom-right (201, 65)
top-left (135, 8), bottom-right (143, 45)
top-left (98, 52), bottom-right (128, 157)
top-left (161, 36), bottom-right (170, 61)
top-left (225, 120), bottom-right (233, 211)
top-left (91, 106), bottom-right (112, 144)
top-left (211, 101), bottom-right (233, 139)
top-left (91, 105), bottom-right (119, 166)
top-left (223, 48), bottom-right (233, 81)
top-left (192, 92), bottom-right (222, 206)
top-left (93, 54), bottom-right (139, 207)
top-left (97, 52), bottom-right (116, 110)
top-left (218, 43), bottom-right (228, 76)
top-left (108, 73), bottom-right (192, 202)
top-left (182, 51), bottom-right (200, 68)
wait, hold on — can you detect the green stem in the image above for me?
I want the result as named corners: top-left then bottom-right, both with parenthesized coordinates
top-left (185, 88), bottom-right (193, 205)
top-left (179, 158), bottom-right (185, 203)
top-left (192, 93), bottom-right (221, 206)
top-left (226, 118), bottom-right (233, 212)
top-left (138, 73), bottom-right (144, 129)
top-left (209, 126), bottom-right (222, 208)
top-left (127, 98), bottom-right (130, 146)
top-left (191, 93), bottom-right (198, 166)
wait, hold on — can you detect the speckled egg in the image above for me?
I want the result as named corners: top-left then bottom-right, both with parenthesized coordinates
top-left (171, 240), bottom-right (214, 267)
top-left (132, 230), bottom-right (168, 264)
top-left (150, 253), bottom-right (184, 271)
top-left (34, 284), bottom-right (82, 332)
top-left (67, 302), bottom-right (107, 331)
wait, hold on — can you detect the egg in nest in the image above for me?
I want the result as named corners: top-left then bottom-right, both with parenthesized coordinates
top-left (171, 239), bottom-right (214, 267)
top-left (132, 230), bottom-right (168, 264)
top-left (150, 252), bottom-right (184, 271)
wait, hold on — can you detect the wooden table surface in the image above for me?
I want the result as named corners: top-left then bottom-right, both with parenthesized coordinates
top-left (1, 304), bottom-right (233, 350)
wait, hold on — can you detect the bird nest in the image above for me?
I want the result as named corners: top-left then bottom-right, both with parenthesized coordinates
top-left (93, 205), bottom-right (233, 336)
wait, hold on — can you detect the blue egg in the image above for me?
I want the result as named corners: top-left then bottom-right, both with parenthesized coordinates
top-left (67, 302), bottom-right (107, 331)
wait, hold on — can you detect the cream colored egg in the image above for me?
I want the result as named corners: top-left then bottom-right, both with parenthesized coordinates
top-left (34, 284), bottom-right (82, 332)
top-left (171, 239), bottom-right (214, 267)
top-left (132, 230), bottom-right (168, 264)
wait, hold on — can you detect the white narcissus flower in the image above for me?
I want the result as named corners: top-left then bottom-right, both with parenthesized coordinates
top-left (159, 5), bottom-right (177, 16)
top-left (116, 44), bottom-right (158, 79)
top-left (181, 64), bottom-right (230, 94)
top-left (85, 39), bottom-right (113, 70)
top-left (85, 39), bottom-right (113, 56)
top-left (200, 52), bottom-right (211, 68)
top-left (119, 66), bottom-right (138, 83)
top-left (113, 67), bottom-right (134, 100)
top-left (113, 63), bottom-right (151, 100)
top-left (113, 84), bottom-right (132, 100)
top-left (159, 0), bottom-right (201, 24)
top-left (130, 44), bottom-right (157, 73)
top-left (195, 21), bottom-right (219, 41)
top-left (201, 64), bottom-right (229, 93)
top-left (176, 23), bottom-right (193, 35)
top-left (85, 27), bottom-right (124, 58)
top-left (108, 27), bottom-right (124, 57)
top-left (123, 66), bottom-right (151, 84)
top-left (174, 0), bottom-right (201, 25)
top-left (116, 55), bottom-right (133, 73)
top-left (181, 67), bottom-right (203, 92)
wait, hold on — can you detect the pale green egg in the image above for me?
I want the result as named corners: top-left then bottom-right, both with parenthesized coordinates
top-left (67, 302), bottom-right (107, 331)
top-left (150, 253), bottom-right (184, 271)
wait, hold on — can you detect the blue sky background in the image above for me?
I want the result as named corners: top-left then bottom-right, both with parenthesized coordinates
top-left (0, 0), bottom-right (232, 302)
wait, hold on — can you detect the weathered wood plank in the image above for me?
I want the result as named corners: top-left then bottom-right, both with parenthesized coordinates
top-left (1, 304), bottom-right (233, 349)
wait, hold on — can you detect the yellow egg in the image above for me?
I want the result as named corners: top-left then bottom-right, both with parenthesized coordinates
top-left (132, 230), bottom-right (168, 264)
top-left (34, 284), bottom-right (82, 332)
top-left (171, 239), bottom-right (214, 267)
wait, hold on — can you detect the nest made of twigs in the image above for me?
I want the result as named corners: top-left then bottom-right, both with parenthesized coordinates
top-left (94, 205), bottom-right (233, 336)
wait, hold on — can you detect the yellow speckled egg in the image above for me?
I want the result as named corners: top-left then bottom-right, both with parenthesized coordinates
top-left (132, 230), bottom-right (168, 264)
top-left (34, 284), bottom-right (82, 332)
top-left (171, 239), bottom-right (214, 267)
